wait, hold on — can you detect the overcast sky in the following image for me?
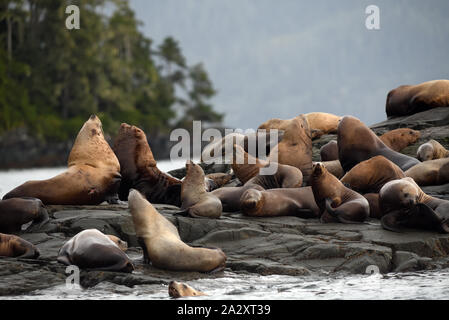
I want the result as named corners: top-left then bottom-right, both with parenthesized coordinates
top-left (129, 0), bottom-right (449, 129)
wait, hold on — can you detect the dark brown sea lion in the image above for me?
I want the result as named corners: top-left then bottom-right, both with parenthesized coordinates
top-left (405, 157), bottom-right (449, 186)
top-left (179, 160), bottom-right (222, 218)
top-left (363, 193), bottom-right (382, 219)
top-left (320, 140), bottom-right (339, 161)
top-left (311, 163), bottom-right (369, 223)
top-left (268, 115), bottom-right (313, 184)
top-left (340, 155), bottom-right (406, 194)
top-left (0, 198), bottom-right (49, 233)
top-left (3, 115), bottom-right (121, 205)
top-left (416, 139), bottom-right (449, 161)
top-left (57, 229), bottom-right (134, 272)
top-left (386, 79), bottom-right (449, 117)
top-left (0, 233), bottom-right (40, 258)
top-left (379, 177), bottom-right (449, 233)
top-left (128, 189), bottom-right (227, 272)
top-left (337, 116), bottom-right (419, 172)
top-left (168, 281), bottom-right (206, 298)
top-left (379, 128), bottom-right (420, 152)
top-left (239, 187), bottom-right (319, 218)
top-left (112, 123), bottom-right (182, 206)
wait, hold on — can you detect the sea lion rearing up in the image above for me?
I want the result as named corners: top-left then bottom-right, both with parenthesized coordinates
top-left (386, 79), bottom-right (449, 117)
top-left (57, 229), bottom-right (134, 272)
top-left (3, 115), bottom-right (121, 205)
top-left (379, 177), bottom-right (449, 233)
top-left (0, 233), bottom-right (40, 258)
top-left (337, 116), bottom-right (419, 172)
top-left (112, 123), bottom-right (182, 206)
top-left (239, 187), bottom-right (319, 218)
top-left (128, 189), bottom-right (227, 272)
top-left (416, 139), bottom-right (449, 162)
top-left (340, 155), bottom-right (406, 194)
top-left (379, 128), bottom-right (420, 152)
top-left (179, 160), bottom-right (222, 218)
top-left (0, 198), bottom-right (49, 233)
top-left (405, 157), bottom-right (449, 186)
top-left (311, 163), bottom-right (369, 224)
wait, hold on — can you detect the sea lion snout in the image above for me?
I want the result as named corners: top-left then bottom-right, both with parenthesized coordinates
top-left (240, 189), bottom-right (262, 210)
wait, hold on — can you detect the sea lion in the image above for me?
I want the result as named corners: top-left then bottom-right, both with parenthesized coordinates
top-left (112, 123), bottom-right (182, 206)
top-left (363, 193), bottom-right (382, 219)
top-left (311, 163), bottom-right (369, 223)
top-left (179, 160), bottom-right (222, 218)
top-left (3, 115), bottom-right (121, 205)
top-left (128, 189), bottom-right (226, 272)
top-left (405, 157), bottom-right (449, 186)
top-left (231, 144), bottom-right (269, 184)
top-left (168, 281), bottom-right (207, 298)
top-left (268, 115), bottom-right (313, 183)
top-left (337, 116), bottom-right (419, 172)
top-left (205, 173), bottom-right (233, 192)
top-left (386, 79), bottom-right (449, 117)
top-left (57, 229), bottom-right (134, 272)
top-left (379, 177), bottom-right (449, 233)
top-left (416, 139), bottom-right (449, 161)
top-left (316, 160), bottom-right (344, 179)
top-left (211, 184), bottom-right (265, 212)
top-left (379, 128), bottom-right (420, 152)
top-left (320, 140), bottom-right (339, 161)
top-left (340, 156), bottom-right (406, 194)
top-left (0, 233), bottom-right (40, 258)
top-left (239, 187), bottom-right (319, 218)
top-left (0, 198), bottom-right (49, 233)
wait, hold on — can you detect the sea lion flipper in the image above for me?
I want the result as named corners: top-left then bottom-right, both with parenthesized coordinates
top-left (325, 198), bottom-right (339, 218)
top-left (138, 237), bottom-right (151, 264)
top-left (26, 209), bottom-right (50, 233)
top-left (381, 212), bottom-right (403, 233)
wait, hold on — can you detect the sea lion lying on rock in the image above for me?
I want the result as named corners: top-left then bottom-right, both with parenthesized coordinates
top-left (379, 128), bottom-right (420, 152)
top-left (0, 198), bottom-right (49, 233)
top-left (57, 229), bottom-right (134, 272)
top-left (379, 177), bottom-right (449, 233)
top-left (128, 189), bottom-right (226, 272)
top-left (405, 157), bottom-right (449, 186)
top-left (3, 115), bottom-right (121, 205)
top-left (311, 163), bottom-right (369, 224)
top-left (0, 233), bottom-right (40, 258)
top-left (416, 139), bottom-right (449, 162)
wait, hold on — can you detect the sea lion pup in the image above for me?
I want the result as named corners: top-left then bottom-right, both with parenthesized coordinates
top-left (379, 128), bottom-right (420, 152)
top-left (311, 163), bottom-right (369, 224)
top-left (320, 140), bottom-right (339, 161)
top-left (179, 160), bottom-right (222, 218)
top-left (128, 189), bottom-right (226, 272)
top-left (0, 233), bottom-right (40, 259)
top-left (340, 156), bottom-right (406, 194)
top-left (337, 116), bottom-right (419, 172)
top-left (3, 115), bottom-right (121, 205)
top-left (0, 198), bottom-right (49, 233)
top-left (57, 229), bottom-right (134, 272)
top-left (205, 173), bottom-right (233, 192)
top-left (239, 187), bottom-right (319, 218)
top-left (386, 79), bottom-right (449, 117)
top-left (379, 177), bottom-right (449, 233)
top-left (417, 139), bottom-right (449, 161)
top-left (268, 115), bottom-right (313, 184)
top-left (112, 123), bottom-right (182, 206)
top-left (231, 144), bottom-right (269, 184)
top-left (316, 160), bottom-right (344, 179)
top-left (405, 157), bottom-right (449, 186)
top-left (168, 281), bottom-right (206, 298)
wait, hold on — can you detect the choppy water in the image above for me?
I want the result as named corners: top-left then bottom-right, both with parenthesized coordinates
top-left (2, 164), bottom-right (449, 300)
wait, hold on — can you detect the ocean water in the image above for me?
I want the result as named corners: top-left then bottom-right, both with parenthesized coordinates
top-left (1, 163), bottom-right (449, 300)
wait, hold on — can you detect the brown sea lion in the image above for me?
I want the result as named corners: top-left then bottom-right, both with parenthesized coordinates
top-left (239, 187), bottom-right (319, 218)
top-left (340, 156), bottom-right (406, 194)
top-left (205, 173), bottom-right (233, 192)
top-left (3, 115), bottom-right (121, 205)
top-left (179, 160), bottom-right (222, 218)
top-left (320, 140), bottom-right (339, 161)
top-left (128, 189), bottom-right (226, 272)
top-left (0, 233), bottom-right (40, 258)
top-left (231, 144), bottom-right (269, 184)
top-left (316, 160), bottom-right (344, 179)
top-left (337, 116), bottom-right (419, 172)
top-left (379, 177), bottom-right (449, 233)
top-left (57, 229), bottom-right (134, 272)
top-left (311, 163), bottom-right (369, 223)
top-left (211, 184), bottom-right (265, 212)
top-left (268, 115), bottom-right (313, 183)
top-left (386, 79), bottom-right (449, 117)
top-left (112, 123), bottom-right (182, 206)
top-left (168, 281), bottom-right (207, 298)
top-left (416, 139), bottom-right (449, 162)
top-left (0, 198), bottom-right (49, 233)
top-left (379, 128), bottom-right (420, 152)
top-left (363, 193), bottom-right (382, 219)
top-left (405, 157), bottom-right (449, 186)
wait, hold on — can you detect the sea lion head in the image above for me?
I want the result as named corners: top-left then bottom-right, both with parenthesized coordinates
top-left (312, 162), bottom-right (326, 179)
top-left (239, 188), bottom-right (263, 213)
top-left (168, 281), bottom-right (205, 298)
top-left (380, 178), bottom-right (420, 209)
top-left (107, 235), bottom-right (128, 252)
top-left (417, 142), bottom-right (434, 162)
